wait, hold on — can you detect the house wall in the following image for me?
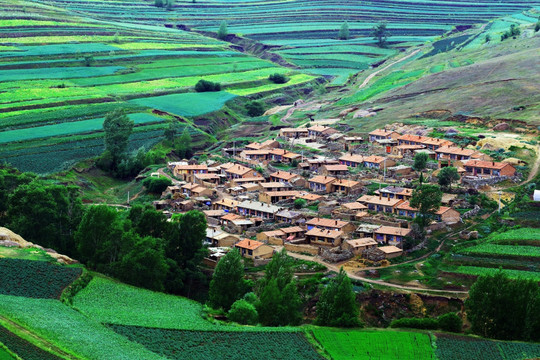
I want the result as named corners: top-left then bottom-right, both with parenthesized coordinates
top-left (254, 245), bottom-right (274, 259)
top-left (284, 243), bottom-right (319, 255)
top-left (441, 209), bottom-right (461, 224)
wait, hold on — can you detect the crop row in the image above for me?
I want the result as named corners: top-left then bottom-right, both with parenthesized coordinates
top-left (449, 266), bottom-right (540, 281)
top-left (462, 244), bottom-right (540, 258)
top-left (0, 258), bottom-right (82, 299)
top-left (0, 325), bottom-right (61, 360)
top-left (111, 325), bottom-right (323, 360)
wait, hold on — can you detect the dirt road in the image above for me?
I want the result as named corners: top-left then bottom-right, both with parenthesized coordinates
top-left (358, 48), bottom-right (422, 89)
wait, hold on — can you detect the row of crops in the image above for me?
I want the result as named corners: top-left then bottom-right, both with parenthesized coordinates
top-left (0, 2), bottom-right (316, 174)
top-left (312, 328), bottom-right (540, 360)
top-left (442, 228), bottom-right (540, 281)
top-left (32, 0), bottom-right (540, 82)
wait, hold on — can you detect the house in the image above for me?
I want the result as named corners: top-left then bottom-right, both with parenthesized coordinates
top-left (357, 195), bottom-right (403, 214)
top-left (378, 245), bottom-right (403, 259)
top-left (240, 149), bottom-right (271, 162)
top-left (236, 200), bottom-right (281, 220)
top-left (224, 164), bottom-right (258, 179)
top-left (269, 149), bottom-right (301, 163)
top-left (396, 201), bottom-right (461, 224)
top-left (203, 209), bottom-right (226, 220)
top-left (309, 175), bottom-right (336, 193)
top-left (172, 199), bottom-right (194, 212)
top-left (245, 140), bottom-right (279, 150)
top-left (308, 125), bottom-right (334, 138)
top-left (376, 138), bottom-right (399, 154)
top-left (331, 179), bottom-right (362, 195)
top-left (306, 217), bottom-right (356, 233)
top-left (339, 154), bottom-right (364, 168)
top-left (296, 192), bottom-right (324, 202)
top-left (280, 226), bottom-right (306, 240)
top-left (369, 129), bottom-right (400, 142)
top-left (436, 146), bottom-right (476, 162)
top-left (344, 238), bottom-right (378, 255)
top-left (306, 228), bottom-right (344, 247)
top-left (235, 239), bottom-right (274, 259)
top-left (181, 183), bottom-right (215, 198)
top-left (374, 186), bottom-right (413, 200)
top-left (307, 158), bottom-right (340, 172)
top-left (320, 164), bottom-right (349, 177)
top-left (338, 202), bottom-right (368, 213)
top-left (356, 223), bottom-right (382, 238)
top-left (463, 160), bottom-right (516, 177)
top-left (279, 127), bottom-right (309, 138)
top-left (173, 164), bottom-right (208, 182)
top-left (387, 165), bottom-right (413, 177)
top-left (259, 191), bottom-right (301, 204)
top-left (220, 213), bottom-right (244, 226)
top-left (260, 182), bottom-right (292, 192)
top-left (205, 228), bottom-right (240, 247)
top-left (395, 144), bottom-right (426, 157)
top-left (194, 173), bottom-right (221, 186)
top-left (269, 171), bottom-right (301, 184)
top-left (398, 134), bottom-right (453, 150)
top-left (421, 137), bottom-right (454, 150)
top-left (212, 198), bottom-right (239, 212)
top-left (363, 155), bottom-right (396, 170)
top-left (257, 230), bottom-right (287, 242)
top-left (229, 176), bottom-right (266, 187)
top-left (373, 226), bottom-right (412, 246)
top-left (230, 218), bottom-right (256, 233)
top-left (274, 209), bottom-right (303, 224)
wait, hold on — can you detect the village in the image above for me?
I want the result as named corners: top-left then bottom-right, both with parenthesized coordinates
top-left (150, 121), bottom-right (520, 270)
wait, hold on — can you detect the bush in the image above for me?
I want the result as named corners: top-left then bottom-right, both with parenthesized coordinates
top-left (438, 312), bottom-right (462, 333)
top-left (195, 79), bottom-right (221, 92)
top-left (268, 73), bottom-right (289, 84)
top-left (390, 317), bottom-right (439, 330)
top-left (294, 198), bottom-right (307, 209)
top-left (245, 101), bottom-right (265, 117)
top-left (142, 176), bottom-right (172, 194)
top-left (228, 299), bottom-right (258, 325)
top-left (243, 292), bottom-right (258, 305)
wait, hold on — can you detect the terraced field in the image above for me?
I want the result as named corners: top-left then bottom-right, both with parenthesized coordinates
top-left (32, 0), bottom-right (540, 84)
top-left (0, 1), bottom-right (315, 173)
top-left (442, 228), bottom-right (540, 281)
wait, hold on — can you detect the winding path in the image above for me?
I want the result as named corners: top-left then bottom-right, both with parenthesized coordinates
top-left (358, 48), bottom-right (422, 89)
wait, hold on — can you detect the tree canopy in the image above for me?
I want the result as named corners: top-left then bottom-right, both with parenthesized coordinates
top-left (209, 249), bottom-right (248, 310)
top-left (338, 21), bottom-right (350, 40)
top-left (410, 184), bottom-right (442, 228)
top-left (217, 21), bottom-right (228, 40)
top-left (413, 152), bottom-right (428, 172)
top-left (438, 166), bottom-right (460, 189)
top-left (371, 22), bottom-right (390, 48)
top-left (316, 268), bottom-right (361, 327)
top-left (102, 109), bottom-right (134, 167)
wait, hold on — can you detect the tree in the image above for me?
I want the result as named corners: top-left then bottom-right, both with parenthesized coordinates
top-left (209, 249), bottom-right (248, 310)
top-left (268, 73), bottom-right (288, 84)
top-left (413, 152), bottom-right (428, 173)
top-left (535, 20), bottom-right (540, 32)
top-left (438, 166), bottom-right (460, 190)
top-left (217, 21), bottom-right (228, 40)
top-left (83, 55), bottom-right (95, 67)
top-left (485, 34), bottom-right (491, 43)
top-left (74, 205), bottom-right (124, 267)
top-left (164, 121), bottom-right (179, 144)
top-left (117, 235), bottom-right (169, 291)
top-left (338, 21), bottom-right (350, 40)
top-left (409, 184), bottom-right (442, 228)
top-left (143, 176), bottom-right (172, 194)
top-left (371, 22), bottom-right (390, 48)
top-left (228, 299), bottom-right (258, 325)
top-left (128, 205), bottom-right (169, 239)
top-left (294, 198), bottom-right (307, 209)
top-left (466, 271), bottom-right (540, 341)
top-left (316, 268), bottom-right (361, 327)
top-left (245, 101), bottom-right (265, 117)
top-left (438, 312), bottom-right (462, 333)
top-left (256, 249), bottom-right (302, 326)
top-left (175, 128), bottom-right (193, 159)
top-left (102, 109), bottom-right (134, 169)
top-left (154, 0), bottom-right (164, 7)
top-left (7, 182), bottom-right (83, 255)
top-left (195, 79), bottom-right (221, 92)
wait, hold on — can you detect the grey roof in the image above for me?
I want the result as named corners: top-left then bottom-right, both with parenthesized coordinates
top-left (237, 200), bottom-right (281, 214)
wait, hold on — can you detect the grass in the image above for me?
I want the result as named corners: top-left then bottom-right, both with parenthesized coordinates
top-left (462, 244), bottom-right (540, 258)
top-left (312, 328), bottom-right (435, 360)
top-left (0, 295), bottom-right (166, 360)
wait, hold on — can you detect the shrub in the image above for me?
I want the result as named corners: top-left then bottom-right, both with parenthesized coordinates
top-left (142, 176), bottom-right (172, 194)
top-left (228, 299), bottom-right (258, 325)
top-left (243, 292), bottom-right (258, 305)
top-left (390, 317), bottom-right (439, 330)
top-left (294, 198), bottom-right (307, 209)
top-left (268, 73), bottom-right (289, 84)
top-left (195, 79), bottom-right (221, 92)
top-left (245, 101), bottom-right (265, 117)
top-left (438, 312), bottom-right (462, 333)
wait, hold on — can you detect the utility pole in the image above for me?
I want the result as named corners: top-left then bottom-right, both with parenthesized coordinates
top-left (498, 191), bottom-right (502, 214)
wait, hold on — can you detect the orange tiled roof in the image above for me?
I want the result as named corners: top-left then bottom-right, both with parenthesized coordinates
top-left (309, 175), bottom-right (336, 184)
top-left (306, 217), bottom-right (349, 228)
top-left (306, 228), bottom-right (343, 239)
top-left (235, 239), bottom-right (264, 250)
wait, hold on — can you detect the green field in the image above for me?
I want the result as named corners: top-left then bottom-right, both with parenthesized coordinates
top-left (462, 244), bottom-right (540, 258)
top-left (312, 328), bottom-right (435, 360)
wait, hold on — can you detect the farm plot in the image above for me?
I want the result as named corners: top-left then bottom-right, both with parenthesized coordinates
top-left (0, 295), bottom-right (166, 360)
top-left (435, 333), bottom-right (540, 360)
top-left (0, 326), bottom-right (61, 360)
top-left (462, 244), bottom-right (540, 258)
top-left (449, 266), bottom-right (540, 281)
top-left (0, 258), bottom-right (82, 299)
top-left (0, 66), bottom-right (125, 82)
top-left (488, 228), bottom-right (540, 245)
top-left (312, 328), bottom-right (435, 360)
top-left (111, 326), bottom-right (324, 360)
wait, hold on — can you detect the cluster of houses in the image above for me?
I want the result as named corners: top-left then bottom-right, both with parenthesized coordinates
top-left (154, 125), bottom-right (517, 265)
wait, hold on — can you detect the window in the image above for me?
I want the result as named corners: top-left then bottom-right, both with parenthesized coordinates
top-left (248, 250), bottom-right (253, 255)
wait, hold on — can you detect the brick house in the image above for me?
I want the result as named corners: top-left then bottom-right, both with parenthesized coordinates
top-left (308, 175), bottom-right (336, 193)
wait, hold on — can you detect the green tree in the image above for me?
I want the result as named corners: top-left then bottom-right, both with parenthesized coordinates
top-left (142, 176), bottom-right (172, 194)
top-left (409, 184), bottom-right (442, 228)
top-left (316, 268), bottom-right (361, 327)
top-left (371, 22), bottom-right (390, 48)
top-left (228, 299), bottom-right (258, 325)
top-left (7, 182), bottom-right (83, 256)
top-left (535, 21), bottom-right (540, 32)
top-left (437, 312), bottom-right (462, 333)
top-left (83, 55), bottom-right (95, 67)
top-left (413, 152), bottom-right (428, 172)
top-left (74, 205), bottom-right (124, 267)
top-left (485, 34), bottom-right (491, 43)
top-left (256, 249), bottom-right (302, 326)
top-left (294, 198), bottom-right (307, 209)
top-left (164, 121), bottom-right (179, 144)
top-left (217, 20), bottom-right (228, 40)
top-left (155, 0), bottom-right (163, 7)
top-left (102, 109), bottom-right (134, 169)
top-left (466, 271), bottom-right (540, 341)
top-left (209, 249), bottom-right (248, 310)
top-left (128, 205), bottom-right (170, 239)
top-left (338, 21), bottom-right (350, 40)
top-left (195, 79), bottom-right (221, 92)
top-left (438, 166), bottom-right (460, 190)
top-left (175, 128), bottom-right (193, 159)
top-left (245, 101), bottom-right (265, 117)
top-left (268, 73), bottom-right (288, 84)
